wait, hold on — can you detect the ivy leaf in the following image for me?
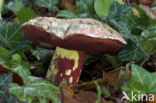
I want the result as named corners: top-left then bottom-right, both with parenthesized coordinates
top-left (57, 0), bottom-right (96, 18)
top-left (0, 47), bottom-right (10, 67)
top-left (116, 41), bottom-right (145, 62)
top-left (7, 0), bottom-right (24, 15)
top-left (103, 2), bottom-right (156, 62)
top-left (0, 73), bottom-right (12, 90)
top-left (0, 47), bottom-right (8, 62)
top-left (94, 0), bottom-right (122, 17)
top-left (101, 2), bottom-right (132, 37)
top-left (76, 0), bottom-right (97, 18)
top-left (117, 33), bottom-right (156, 63)
top-left (105, 18), bottom-right (132, 38)
top-left (32, 0), bottom-right (59, 12)
top-left (56, 10), bottom-right (78, 19)
top-left (10, 76), bottom-right (60, 103)
top-left (131, 4), bottom-right (155, 26)
top-left (122, 64), bottom-right (156, 101)
top-left (0, 20), bottom-right (29, 53)
top-left (30, 47), bottom-right (51, 61)
top-left (146, 25), bottom-right (156, 35)
top-left (127, 4), bottom-right (156, 35)
top-left (117, 33), bottom-right (156, 62)
top-left (0, 47), bottom-right (31, 81)
top-left (17, 7), bottom-right (38, 23)
top-left (9, 54), bottom-right (31, 79)
top-left (76, 0), bottom-right (94, 14)
top-left (0, 73), bottom-right (17, 103)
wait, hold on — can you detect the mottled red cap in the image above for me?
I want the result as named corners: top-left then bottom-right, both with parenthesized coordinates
top-left (21, 17), bottom-right (127, 55)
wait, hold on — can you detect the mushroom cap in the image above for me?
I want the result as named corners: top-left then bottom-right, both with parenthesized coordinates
top-left (21, 17), bottom-right (127, 55)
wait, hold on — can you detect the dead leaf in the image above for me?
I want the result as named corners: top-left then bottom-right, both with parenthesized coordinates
top-left (72, 78), bottom-right (107, 93)
top-left (62, 85), bottom-right (75, 98)
top-left (139, 0), bottom-right (154, 5)
top-left (103, 68), bottom-right (121, 86)
top-left (63, 91), bottom-right (105, 103)
top-left (61, 0), bottom-right (76, 11)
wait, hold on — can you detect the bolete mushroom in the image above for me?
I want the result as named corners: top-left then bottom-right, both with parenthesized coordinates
top-left (21, 17), bottom-right (127, 85)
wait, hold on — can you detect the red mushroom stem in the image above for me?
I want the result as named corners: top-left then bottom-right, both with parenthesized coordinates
top-left (46, 46), bottom-right (85, 86)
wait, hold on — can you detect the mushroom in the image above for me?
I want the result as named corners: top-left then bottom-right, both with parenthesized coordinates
top-left (21, 17), bottom-right (127, 86)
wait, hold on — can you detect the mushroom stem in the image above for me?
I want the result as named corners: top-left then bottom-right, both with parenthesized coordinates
top-left (46, 46), bottom-right (85, 86)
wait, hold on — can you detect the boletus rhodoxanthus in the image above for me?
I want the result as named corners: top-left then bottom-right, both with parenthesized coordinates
top-left (21, 17), bottom-right (127, 86)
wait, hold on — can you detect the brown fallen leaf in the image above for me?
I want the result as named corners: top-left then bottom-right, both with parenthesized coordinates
top-left (61, 85), bottom-right (106, 103)
top-left (139, 0), bottom-right (154, 5)
top-left (61, 0), bottom-right (76, 11)
top-left (72, 66), bottom-right (129, 93)
top-left (103, 68), bottom-right (121, 86)
top-left (72, 78), bottom-right (107, 93)
top-left (62, 85), bottom-right (75, 98)
top-left (0, 64), bottom-right (23, 85)
top-left (63, 91), bottom-right (105, 103)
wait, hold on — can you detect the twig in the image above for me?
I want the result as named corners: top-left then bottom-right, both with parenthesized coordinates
top-left (60, 87), bottom-right (64, 103)
top-left (140, 46), bottom-right (156, 67)
top-left (140, 55), bottom-right (151, 67)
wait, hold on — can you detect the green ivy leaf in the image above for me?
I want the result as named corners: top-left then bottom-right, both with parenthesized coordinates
top-left (32, 0), bottom-right (59, 12)
top-left (56, 10), bottom-right (78, 19)
top-left (0, 73), bottom-right (17, 103)
top-left (30, 47), bottom-right (51, 61)
top-left (76, 0), bottom-right (94, 14)
top-left (116, 41), bottom-right (145, 62)
top-left (0, 20), bottom-right (29, 52)
top-left (102, 2), bottom-right (156, 62)
top-left (7, 0), bottom-right (24, 15)
top-left (0, 47), bottom-right (31, 80)
top-left (17, 7), bottom-right (38, 23)
top-left (122, 64), bottom-right (156, 101)
top-left (117, 34), bottom-right (156, 62)
top-left (127, 4), bottom-right (156, 35)
top-left (101, 2), bottom-right (132, 37)
top-left (9, 54), bottom-right (31, 79)
top-left (94, 0), bottom-right (122, 17)
top-left (10, 76), bottom-right (60, 103)
top-left (11, 53), bottom-right (22, 64)
top-left (57, 0), bottom-right (96, 19)
top-left (0, 47), bottom-right (8, 61)
top-left (0, 73), bottom-right (12, 90)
